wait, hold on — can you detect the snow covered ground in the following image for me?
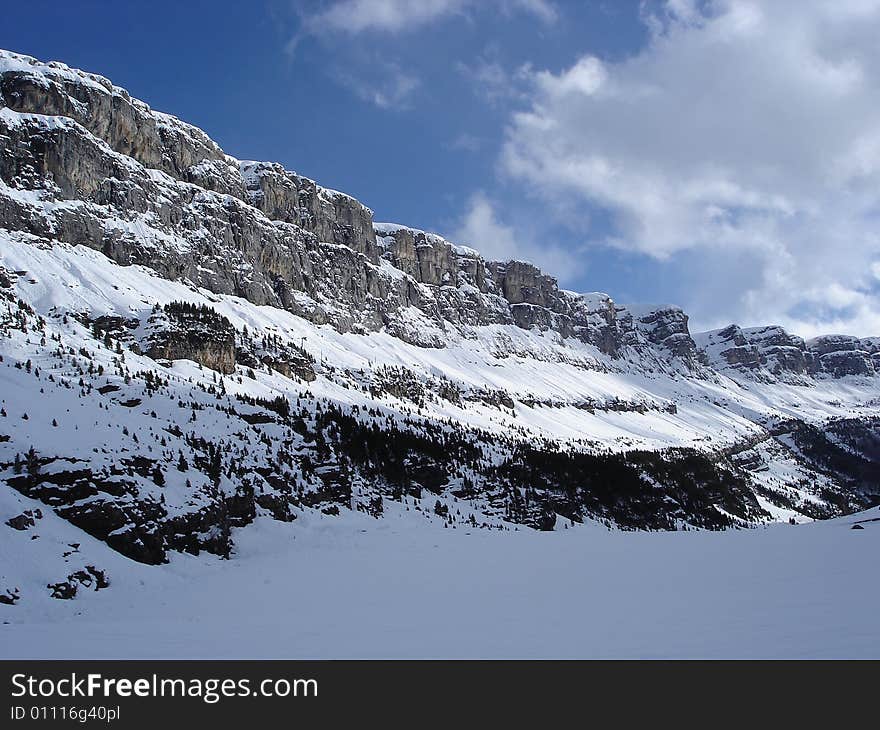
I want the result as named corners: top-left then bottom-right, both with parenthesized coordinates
top-left (3, 497), bottom-right (878, 659)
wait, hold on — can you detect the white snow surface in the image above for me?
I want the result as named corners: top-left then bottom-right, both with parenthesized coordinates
top-left (3, 232), bottom-right (877, 657)
top-left (2, 493), bottom-right (878, 659)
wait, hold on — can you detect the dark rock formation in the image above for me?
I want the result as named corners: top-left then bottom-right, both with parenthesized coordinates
top-left (5, 508), bottom-right (41, 530)
top-left (47, 566), bottom-right (109, 600)
top-left (143, 302), bottom-right (236, 374)
top-left (696, 325), bottom-right (874, 380)
top-left (633, 306), bottom-right (700, 363)
top-left (807, 335), bottom-right (875, 377)
top-left (0, 587), bottom-right (20, 605)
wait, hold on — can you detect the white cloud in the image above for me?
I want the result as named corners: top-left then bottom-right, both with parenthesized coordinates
top-left (506, 0), bottom-right (557, 25)
top-left (448, 132), bottom-right (482, 152)
top-left (500, 0), bottom-right (880, 335)
top-left (308, 0), bottom-right (469, 34)
top-left (450, 193), bottom-right (581, 278)
top-left (302, 0), bottom-right (556, 36)
top-left (532, 56), bottom-right (605, 96)
top-left (457, 57), bottom-right (533, 106)
top-left (289, 0), bottom-right (558, 110)
top-left (334, 62), bottom-right (420, 109)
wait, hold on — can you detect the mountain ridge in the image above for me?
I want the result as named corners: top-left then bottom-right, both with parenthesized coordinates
top-left (1, 49), bottom-right (879, 603)
top-left (2, 49), bottom-right (875, 372)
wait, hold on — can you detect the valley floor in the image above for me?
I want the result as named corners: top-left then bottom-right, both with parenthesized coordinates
top-left (2, 503), bottom-right (878, 659)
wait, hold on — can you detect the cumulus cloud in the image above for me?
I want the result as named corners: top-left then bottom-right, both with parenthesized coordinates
top-left (500, 0), bottom-right (880, 335)
top-left (450, 192), bottom-right (582, 277)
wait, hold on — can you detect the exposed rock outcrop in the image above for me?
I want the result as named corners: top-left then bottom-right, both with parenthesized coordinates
top-left (807, 335), bottom-right (876, 377)
top-left (695, 325), bottom-right (875, 380)
top-left (143, 302), bottom-right (236, 374)
top-left (632, 306), bottom-right (701, 364)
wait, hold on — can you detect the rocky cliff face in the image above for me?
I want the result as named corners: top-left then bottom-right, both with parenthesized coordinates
top-left (807, 335), bottom-right (876, 377)
top-left (631, 306), bottom-right (702, 364)
top-left (1, 49), bottom-right (876, 384)
top-left (694, 324), bottom-right (877, 381)
top-left (863, 337), bottom-right (880, 369)
top-left (240, 161), bottom-right (378, 263)
top-left (0, 50), bottom-right (735, 375)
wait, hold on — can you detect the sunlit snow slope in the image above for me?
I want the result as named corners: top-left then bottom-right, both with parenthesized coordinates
top-left (1, 50), bottom-right (879, 632)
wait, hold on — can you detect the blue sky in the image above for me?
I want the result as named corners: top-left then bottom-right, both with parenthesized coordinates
top-left (4, 1), bottom-right (880, 336)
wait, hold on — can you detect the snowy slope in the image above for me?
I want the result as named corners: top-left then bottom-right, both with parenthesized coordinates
top-left (3, 500), bottom-right (878, 658)
top-left (2, 233), bottom-right (876, 452)
top-left (0, 49), bottom-right (879, 646)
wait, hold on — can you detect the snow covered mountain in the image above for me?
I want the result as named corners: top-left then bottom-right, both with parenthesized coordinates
top-left (1, 50), bottom-right (879, 610)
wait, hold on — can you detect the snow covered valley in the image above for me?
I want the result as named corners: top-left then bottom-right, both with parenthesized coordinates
top-left (3, 502), bottom-right (878, 659)
top-left (1, 49), bottom-right (880, 659)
